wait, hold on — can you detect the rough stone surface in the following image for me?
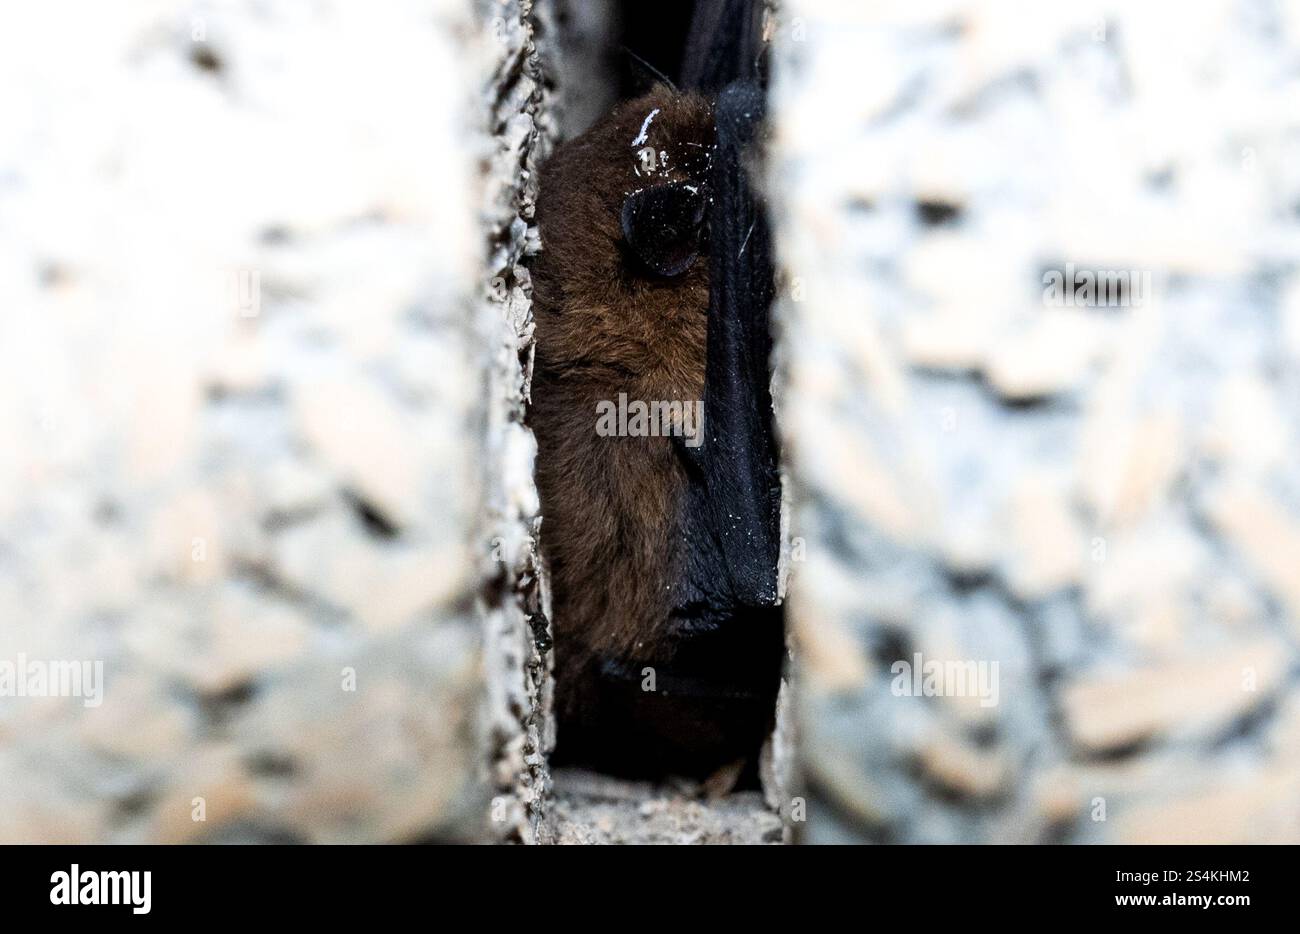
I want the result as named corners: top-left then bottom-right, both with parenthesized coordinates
top-left (0, 0), bottom-right (495, 843)
top-left (542, 770), bottom-right (784, 845)
top-left (478, 0), bottom-right (558, 844)
top-left (768, 0), bottom-right (1300, 844)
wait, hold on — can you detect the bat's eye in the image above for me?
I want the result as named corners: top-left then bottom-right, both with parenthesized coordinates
top-left (620, 180), bottom-right (706, 277)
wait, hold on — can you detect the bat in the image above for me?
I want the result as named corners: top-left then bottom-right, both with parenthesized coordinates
top-left (528, 0), bottom-right (782, 783)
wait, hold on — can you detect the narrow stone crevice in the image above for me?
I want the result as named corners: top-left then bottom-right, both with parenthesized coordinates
top-left (513, 0), bottom-right (793, 845)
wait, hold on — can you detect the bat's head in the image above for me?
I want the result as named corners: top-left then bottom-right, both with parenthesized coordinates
top-left (532, 86), bottom-right (715, 371)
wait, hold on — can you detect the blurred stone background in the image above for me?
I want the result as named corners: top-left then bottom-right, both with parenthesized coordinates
top-left (0, 0), bottom-right (499, 843)
top-left (770, 0), bottom-right (1300, 843)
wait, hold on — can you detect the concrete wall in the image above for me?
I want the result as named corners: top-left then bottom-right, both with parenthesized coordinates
top-left (769, 0), bottom-right (1300, 843)
top-left (7, 0), bottom-right (1297, 847)
top-left (0, 0), bottom-right (496, 844)
top-left (479, 0), bottom-right (556, 844)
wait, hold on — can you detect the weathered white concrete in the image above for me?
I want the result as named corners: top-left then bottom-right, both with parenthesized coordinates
top-left (0, 0), bottom-right (495, 843)
top-left (768, 0), bottom-right (1300, 844)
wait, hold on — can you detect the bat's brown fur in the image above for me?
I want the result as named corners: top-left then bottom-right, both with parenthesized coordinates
top-left (529, 88), bottom-right (714, 707)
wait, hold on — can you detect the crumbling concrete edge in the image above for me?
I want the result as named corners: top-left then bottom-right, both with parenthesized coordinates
top-left (477, 0), bottom-right (558, 844)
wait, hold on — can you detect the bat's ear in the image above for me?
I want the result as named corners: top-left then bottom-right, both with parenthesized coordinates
top-left (620, 181), bottom-right (706, 277)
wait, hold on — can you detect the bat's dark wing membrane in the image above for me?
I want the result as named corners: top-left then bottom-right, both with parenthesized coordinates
top-left (665, 79), bottom-right (783, 779)
top-left (680, 0), bottom-right (768, 91)
top-left (674, 0), bottom-right (781, 612)
top-left (660, 2), bottom-right (784, 772)
top-left (677, 81), bottom-right (780, 611)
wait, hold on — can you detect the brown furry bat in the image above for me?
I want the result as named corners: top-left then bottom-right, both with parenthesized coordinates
top-left (529, 80), bottom-right (784, 782)
top-left (532, 86), bottom-right (711, 669)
